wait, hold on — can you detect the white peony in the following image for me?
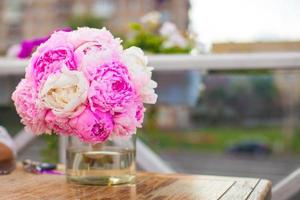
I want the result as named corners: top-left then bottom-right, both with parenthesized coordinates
top-left (159, 22), bottom-right (188, 48)
top-left (39, 66), bottom-right (89, 117)
top-left (122, 47), bottom-right (157, 104)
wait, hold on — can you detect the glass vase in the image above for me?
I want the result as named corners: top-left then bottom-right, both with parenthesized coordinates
top-left (66, 135), bottom-right (136, 186)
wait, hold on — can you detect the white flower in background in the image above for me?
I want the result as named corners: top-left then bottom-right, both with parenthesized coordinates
top-left (140, 11), bottom-right (161, 26)
top-left (6, 44), bottom-right (21, 57)
top-left (162, 33), bottom-right (188, 48)
top-left (122, 47), bottom-right (157, 104)
top-left (159, 22), bottom-right (178, 36)
top-left (159, 22), bottom-right (188, 48)
top-left (39, 66), bottom-right (88, 117)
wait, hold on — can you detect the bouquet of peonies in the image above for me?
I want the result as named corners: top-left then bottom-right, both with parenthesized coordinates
top-left (12, 27), bottom-right (157, 143)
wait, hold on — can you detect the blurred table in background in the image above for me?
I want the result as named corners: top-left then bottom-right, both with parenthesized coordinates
top-left (0, 165), bottom-right (271, 200)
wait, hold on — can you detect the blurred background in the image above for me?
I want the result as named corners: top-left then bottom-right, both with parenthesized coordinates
top-left (1, 0), bottom-right (300, 198)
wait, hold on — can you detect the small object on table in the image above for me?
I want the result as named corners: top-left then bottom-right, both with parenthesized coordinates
top-left (22, 159), bottom-right (63, 175)
top-left (0, 159), bottom-right (15, 175)
top-left (0, 126), bottom-right (16, 175)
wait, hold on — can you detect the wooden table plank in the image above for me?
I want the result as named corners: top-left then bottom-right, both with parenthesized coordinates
top-left (219, 178), bottom-right (260, 200)
top-left (0, 166), bottom-right (271, 200)
top-left (139, 177), bottom-right (234, 200)
top-left (247, 180), bottom-right (272, 200)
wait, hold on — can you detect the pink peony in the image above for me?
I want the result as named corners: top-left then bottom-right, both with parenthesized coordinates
top-left (27, 31), bottom-right (77, 88)
top-left (72, 28), bottom-right (122, 73)
top-left (30, 47), bottom-right (76, 88)
top-left (75, 41), bottom-right (121, 72)
top-left (113, 102), bottom-right (145, 137)
top-left (69, 108), bottom-right (113, 142)
top-left (44, 111), bottom-right (74, 135)
top-left (69, 27), bottom-right (122, 50)
top-left (135, 103), bottom-right (146, 128)
top-left (12, 79), bottom-right (49, 134)
top-left (88, 61), bottom-right (137, 113)
top-left (36, 30), bottom-right (73, 53)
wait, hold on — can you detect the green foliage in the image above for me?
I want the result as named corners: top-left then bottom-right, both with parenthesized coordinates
top-left (288, 128), bottom-right (300, 152)
top-left (124, 28), bottom-right (164, 53)
top-left (42, 134), bottom-right (59, 163)
top-left (130, 23), bottom-right (143, 31)
top-left (67, 14), bottom-right (104, 29)
top-left (124, 23), bottom-right (193, 54)
top-left (0, 106), bottom-right (23, 136)
top-left (159, 46), bottom-right (193, 54)
top-left (139, 126), bottom-right (300, 154)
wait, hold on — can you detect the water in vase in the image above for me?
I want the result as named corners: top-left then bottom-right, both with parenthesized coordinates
top-left (66, 147), bottom-right (136, 185)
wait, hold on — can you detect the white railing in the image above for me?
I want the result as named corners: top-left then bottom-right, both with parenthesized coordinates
top-left (1, 52), bottom-right (300, 75)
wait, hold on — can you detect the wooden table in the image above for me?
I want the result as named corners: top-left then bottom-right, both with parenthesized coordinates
top-left (0, 166), bottom-right (271, 200)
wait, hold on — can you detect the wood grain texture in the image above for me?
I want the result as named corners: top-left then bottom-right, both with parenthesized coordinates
top-left (247, 180), bottom-right (272, 200)
top-left (0, 166), bottom-right (271, 200)
top-left (219, 178), bottom-right (259, 200)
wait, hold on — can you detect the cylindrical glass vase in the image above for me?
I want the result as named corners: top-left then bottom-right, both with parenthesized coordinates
top-left (66, 135), bottom-right (136, 185)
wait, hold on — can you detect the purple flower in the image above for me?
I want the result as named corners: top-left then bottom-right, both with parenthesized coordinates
top-left (16, 27), bottom-right (72, 59)
top-left (18, 38), bottom-right (48, 59)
